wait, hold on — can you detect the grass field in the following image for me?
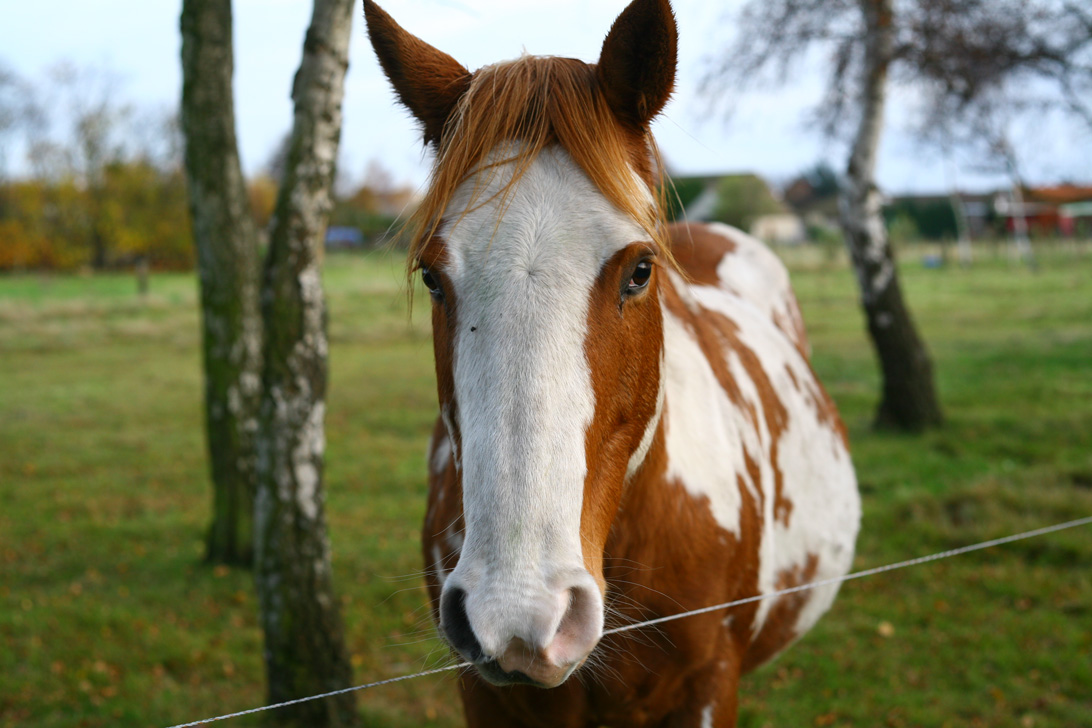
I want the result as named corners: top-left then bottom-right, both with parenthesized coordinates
top-left (1, 243), bottom-right (1090, 728)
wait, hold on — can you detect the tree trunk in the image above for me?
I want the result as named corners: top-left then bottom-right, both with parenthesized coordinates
top-left (950, 191), bottom-right (972, 267)
top-left (180, 0), bottom-right (262, 566)
top-left (1003, 141), bottom-right (1035, 267)
top-left (136, 255), bottom-right (150, 297)
top-left (254, 0), bottom-right (356, 724)
top-left (90, 223), bottom-right (108, 270)
top-left (838, 0), bottom-right (943, 431)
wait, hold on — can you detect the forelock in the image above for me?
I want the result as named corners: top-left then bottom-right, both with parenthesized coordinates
top-left (407, 55), bottom-right (673, 276)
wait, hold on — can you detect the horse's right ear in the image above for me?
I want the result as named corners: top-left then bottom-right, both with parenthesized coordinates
top-left (363, 0), bottom-right (471, 147)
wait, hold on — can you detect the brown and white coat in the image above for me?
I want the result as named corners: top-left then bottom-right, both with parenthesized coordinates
top-left (364, 1), bottom-right (860, 725)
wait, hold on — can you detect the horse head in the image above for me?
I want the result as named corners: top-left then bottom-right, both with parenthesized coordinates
top-left (365, 0), bottom-right (677, 688)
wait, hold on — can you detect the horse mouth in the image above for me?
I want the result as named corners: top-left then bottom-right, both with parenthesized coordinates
top-left (472, 657), bottom-right (581, 689)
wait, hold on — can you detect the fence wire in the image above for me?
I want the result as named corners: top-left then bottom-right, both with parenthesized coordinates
top-left (164, 515), bottom-right (1092, 728)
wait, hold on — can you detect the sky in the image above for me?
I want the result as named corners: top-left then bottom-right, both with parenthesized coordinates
top-left (2, 0), bottom-right (1090, 195)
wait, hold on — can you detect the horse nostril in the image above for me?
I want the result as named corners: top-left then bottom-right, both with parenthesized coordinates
top-left (440, 587), bottom-right (482, 662)
top-left (550, 583), bottom-right (601, 659)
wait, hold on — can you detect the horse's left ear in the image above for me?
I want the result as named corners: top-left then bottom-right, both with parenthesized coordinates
top-left (597, 0), bottom-right (677, 129)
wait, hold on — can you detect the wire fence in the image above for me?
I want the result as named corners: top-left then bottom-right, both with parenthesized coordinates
top-left (164, 515), bottom-right (1092, 728)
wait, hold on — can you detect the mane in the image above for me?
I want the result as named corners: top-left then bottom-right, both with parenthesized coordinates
top-left (407, 55), bottom-right (672, 273)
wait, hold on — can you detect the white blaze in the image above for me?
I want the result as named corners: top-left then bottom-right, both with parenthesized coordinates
top-left (439, 145), bottom-right (649, 655)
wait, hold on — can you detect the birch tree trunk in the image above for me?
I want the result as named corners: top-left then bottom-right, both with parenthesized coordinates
top-left (838, 0), bottom-right (943, 431)
top-left (254, 0), bottom-right (357, 724)
top-left (1001, 142), bottom-right (1035, 267)
top-left (180, 0), bottom-right (262, 565)
top-left (951, 192), bottom-right (972, 267)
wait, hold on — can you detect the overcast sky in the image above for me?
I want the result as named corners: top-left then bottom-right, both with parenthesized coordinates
top-left (3, 0), bottom-right (1090, 194)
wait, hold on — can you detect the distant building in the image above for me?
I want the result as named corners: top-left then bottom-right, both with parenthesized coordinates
top-left (885, 186), bottom-right (1092, 241)
top-left (1005, 185), bottom-right (1092, 236)
top-left (750, 214), bottom-right (806, 244)
top-left (782, 166), bottom-right (842, 237)
top-left (673, 173), bottom-right (804, 245)
top-left (1060, 201), bottom-right (1092, 235)
top-left (324, 226), bottom-right (365, 250)
top-left (671, 172), bottom-right (1092, 245)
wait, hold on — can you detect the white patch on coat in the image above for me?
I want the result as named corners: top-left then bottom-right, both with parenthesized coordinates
top-left (440, 405), bottom-right (460, 472)
top-left (706, 222), bottom-right (807, 353)
top-left (626, 353), bottom-right (665, 480)
top-left (432, 544), bottom-right (448, 587)
top-left (431, 432), bottom-right (452, 476)
top-left (437, 144), bottom-right (649, 657)
top-left (444, 521), bottom-right (464, 555)
top-left (676, 273), bottom-right (859, 641)
top-left (700, 703), bottom-right (715, 728)
top-left (661, 280), bottom-right (747, 535)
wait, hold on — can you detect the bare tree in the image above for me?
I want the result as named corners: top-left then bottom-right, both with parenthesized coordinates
top-left (180, 0), bottom-right (262, 566)
top-left (253, 0), bottom-right (358, 723)
top-left (840, 0), bottom-right (944, 431)
top-left (20, 63), bottom-right (133, 269)
top-left (706, 0), bottom-right (1092, 431)
top-left (906, 0), bottom-right (1092, 133)
top-left (0, 63), bottom-right (27, 183)
top-left (0, 63), bottom-right (34, 217)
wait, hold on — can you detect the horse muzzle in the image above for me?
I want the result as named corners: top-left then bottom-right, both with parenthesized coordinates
top-left (439, 569), bottom-right (604, 688)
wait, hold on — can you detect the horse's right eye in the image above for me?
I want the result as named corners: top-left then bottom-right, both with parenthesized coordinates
top-left (422, 267), bottom-right (442, 296)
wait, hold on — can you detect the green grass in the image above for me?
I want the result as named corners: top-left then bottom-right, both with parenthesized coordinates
top-left (1, 244), bottom-right (1090, 728)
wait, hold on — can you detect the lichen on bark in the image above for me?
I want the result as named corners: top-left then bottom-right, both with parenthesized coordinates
top-left (180, 0), bottom-right (262, 567)
top-left (253, 0), bottom-right (358, 724)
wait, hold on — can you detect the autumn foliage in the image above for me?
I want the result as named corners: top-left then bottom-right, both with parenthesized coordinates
top-left (0, 60), bottom-right (409, 274)
top-left (0, 161), bottom-right (194, 272)
top-left (0, 164), bottom-right (411, 272)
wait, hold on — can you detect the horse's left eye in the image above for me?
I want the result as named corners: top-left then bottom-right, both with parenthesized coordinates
top-left (627, 261), bottom-right (653, 292)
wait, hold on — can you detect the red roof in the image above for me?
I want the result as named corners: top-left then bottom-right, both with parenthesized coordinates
top-left (1023, 185), bottom-right (1092, 205)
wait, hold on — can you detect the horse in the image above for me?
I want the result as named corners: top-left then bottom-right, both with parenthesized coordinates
top-left (363, 0), bottom-right (860, 725)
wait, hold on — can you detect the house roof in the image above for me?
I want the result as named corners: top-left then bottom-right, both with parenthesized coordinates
top-left (1023, 185), bottom-right (1092, 205)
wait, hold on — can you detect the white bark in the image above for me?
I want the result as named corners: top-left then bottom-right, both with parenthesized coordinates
top-left (839, 0), bottom-right (896, 306)
top-left (253, 0), bottom-right (357, 723)
top-left (838, 0), bottom-right (943, 430)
